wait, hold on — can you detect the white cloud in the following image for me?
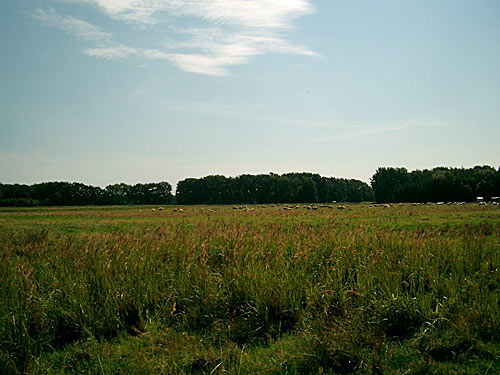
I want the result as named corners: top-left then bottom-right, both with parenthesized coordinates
top-left (84, 45), bottom-right (237, 76)
top-left (168, 28), bottom-right (318, 57)
top-left (33, 9), bottom-right (111, 42)
top-left (36, 0), bottom-right (317, 75)
top-left (73, 0), bottom-right (314, 27)
top-left (84, 44), bottom-right (144, 60)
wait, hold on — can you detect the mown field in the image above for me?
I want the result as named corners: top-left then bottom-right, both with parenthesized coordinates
top-left (1, 203), bottom-right (499, 374)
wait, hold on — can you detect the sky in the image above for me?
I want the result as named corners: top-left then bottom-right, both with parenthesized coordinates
top-left (1, 0), bottom-right (499, 189)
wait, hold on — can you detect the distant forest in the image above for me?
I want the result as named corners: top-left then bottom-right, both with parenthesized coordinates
top-left (371, 165), bottom-right (500, 203)
top-left (0, 166), bottom-right (499, 206)
top-left (176, 173), bottom-right (373, 204)
top-left (0, 182), bottom-right (173, 207)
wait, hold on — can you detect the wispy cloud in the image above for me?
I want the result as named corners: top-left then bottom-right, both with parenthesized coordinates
top-left (36, 1), bottom-right (317, 76)
top-left (75, 0), bottom-right (314, 28)
top-left (33, 8), bottom-right (111, 42)
top-left (84, 44), bottom-right (239, 76)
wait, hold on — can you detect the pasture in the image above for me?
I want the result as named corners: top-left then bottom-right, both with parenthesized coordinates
top-left (1, 203), bottom-right (499, 374)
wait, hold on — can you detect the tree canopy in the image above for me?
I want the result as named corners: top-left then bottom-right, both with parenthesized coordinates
top-left (2, 165), bottom-right (498, 206)
top-left (370, 166), bottom-right (500, 203)
top-left (176, 173), bottom-right (374, 205)
top-left (0, 182), bottom-right (173, 207)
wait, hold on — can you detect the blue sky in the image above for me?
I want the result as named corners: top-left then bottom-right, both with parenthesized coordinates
top-left (1, 0), bottom-right (499, 188)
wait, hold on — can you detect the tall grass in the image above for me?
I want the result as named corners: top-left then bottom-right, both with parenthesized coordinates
top-left (0, 205), bottom-right (499, 373)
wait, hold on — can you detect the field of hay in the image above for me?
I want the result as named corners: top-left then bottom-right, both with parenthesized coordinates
top-left (1, 203), bottom-right (499, 374)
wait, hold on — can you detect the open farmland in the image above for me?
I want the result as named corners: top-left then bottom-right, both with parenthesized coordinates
top-left (1, 204), bottom-right (499, 374)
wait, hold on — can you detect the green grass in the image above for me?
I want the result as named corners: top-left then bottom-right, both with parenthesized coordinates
top-left (1, 204), bottom-right (499, 374)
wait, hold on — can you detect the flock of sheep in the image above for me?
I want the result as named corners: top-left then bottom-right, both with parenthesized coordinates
top-left (143, 201), bottom-right (498, 214)
top-left (144, 204), bottom-right (349, 213)
top-left (280, 204), bottom-right (346, 211)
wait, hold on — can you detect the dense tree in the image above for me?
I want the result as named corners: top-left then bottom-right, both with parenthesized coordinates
top-left (0, 181), bottom-right (173, 207)
top-left (371, 166), bottom-right (500, 203)
top-left (176, 173), bottom-right (374, 205)
top-left (7, 165), bottom-right (497, 207)
top-left (370, 167), bottom-right (410, 203)
top-left (0, 183), bottom-right (36, 206)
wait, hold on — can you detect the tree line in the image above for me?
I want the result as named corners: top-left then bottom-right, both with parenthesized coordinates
top-left (176, 173), bottom-right (373, 205)
top-left (370, 165), bottom-right (500, 203)
top-left (1, 166), bottom-right (499, 206)
top-left (0, 182), bottom-right (173, 207)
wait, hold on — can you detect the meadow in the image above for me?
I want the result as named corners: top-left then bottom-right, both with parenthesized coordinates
top-left (0, 203), bottom-right (499, 374)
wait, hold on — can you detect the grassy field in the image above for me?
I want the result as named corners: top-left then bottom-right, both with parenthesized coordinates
top-left (0, 203), bottom-right (499, 374)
